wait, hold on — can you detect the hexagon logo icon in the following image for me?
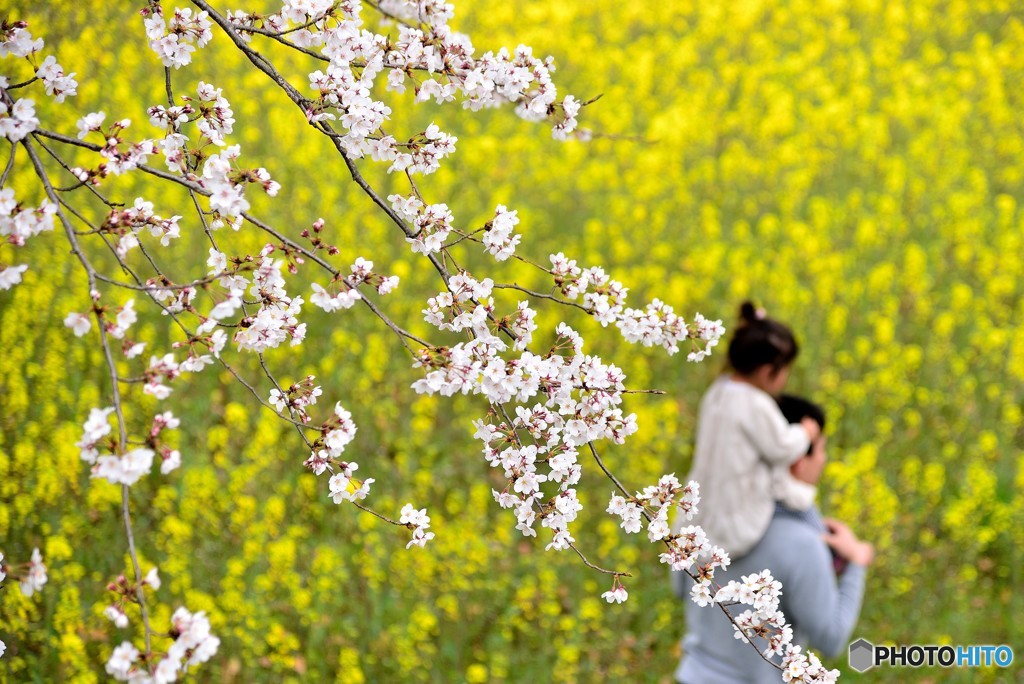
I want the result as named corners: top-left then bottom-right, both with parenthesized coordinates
top-left (849, 638), bottom-right (875, 672)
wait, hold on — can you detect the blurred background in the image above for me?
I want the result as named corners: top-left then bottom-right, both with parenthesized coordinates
top-left (1, 0), bottom-right (1022, 681)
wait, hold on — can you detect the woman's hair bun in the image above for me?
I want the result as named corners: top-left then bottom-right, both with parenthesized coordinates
top-left (727, 301), bottom-right (798, 373)
top-left (739, 301), bottom-right (759, 324)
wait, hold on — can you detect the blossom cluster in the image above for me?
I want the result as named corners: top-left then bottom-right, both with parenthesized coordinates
top-left (0, 26), bottom-right (54, 142)
top-left (63, 295), bottom-right (138, 346)
top-left (76, 406), bottom-right (183, 484)
top-left (103, 567), bottom-right (161, 629)
top-left (18, 548), bottom-right (47, 597)
top-left (309, 256), bottom-right (400, 312)
top-left (420, 270), bottom-right (494, 335)
top-left (94, 448), bottom-right (156, 487)
top-left (608, 476), bottom-right (731, 607)
top-left (145, 353), bottom-right (182, 400)
top-left (482, 204), bottom-right (521, 261)
top-left (149, 412), bottom-right (183, 474)
top-left (601, 576), bottom-right (629, 604)
top-left (0, 187), bottom-right (55, 290)
top-left (6, 548), bottom-right (48, 593)
top-left (164, 81), bottom-right (282, 228)
top-left (549, 252), bottom-right (725, 358)
top-left (106, 606), bottom-right (220, 682)
top-left (399, 503), bottom-right (436, 549)
top-left (390, 194), bottom-right (455, 255)
top-left (310, 281), bottom-right (361, 311)
top-left (0, 22), bottom-right (43, 59)
top-left (0, 91), bottom-right (39, 142)
top-left (425, 321), bottom-right (637, 550)
top-left (72, 114), bottom-right (157, 177)
top-left (36, 55), bottom-right (77, 102)
top-left (191, 81), bottom-right (237, 146)
top-left (781, 646), bottom-right (840, 683)
top-left (716, 570), bottom-right (788, 648)
top-left (234, 247), bottom-right (306, 352)
top-left (609, 476), bottom-right (702, 540)
top-left (715, 572), bottom-right (840, 683)
top-left (202, 146), bottom-right (253, 229)
top-left (269, 374), bottom-right (322, 423)
top-left (328, 461), bottom-right (373, 504)
top-left (142, 4), bottom-right (213, 69)
top-left (215, 0), bottom-right (582, 180)
top-left (75, 406), bottom-right (116, 463)
top-left (75, 81), bottom-right (273, 232)
top-left (105, 198), bottom-right (182, 258)
top-left (0, 547), bottom-right (48, 660)
top-left (303, 402), bottom-right (376, 506)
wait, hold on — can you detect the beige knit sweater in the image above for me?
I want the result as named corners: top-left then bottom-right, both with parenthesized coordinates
top-left (681, 376), bottom-right (811, 556)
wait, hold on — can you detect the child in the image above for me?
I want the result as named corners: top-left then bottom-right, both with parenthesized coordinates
top-left (776, 394), bottom-right (852, 576)
top-left (682, 302), bottom-right (820, 557)
top-left (673, 390), bottom-right (872, 684)
top-left (773, 394), bottom-right (827, 515)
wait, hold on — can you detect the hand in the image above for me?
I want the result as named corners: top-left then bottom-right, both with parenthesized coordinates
top-left (822, 518), bottom-right (874, 567)
top-left (801, 416), bottom-right (821, 443)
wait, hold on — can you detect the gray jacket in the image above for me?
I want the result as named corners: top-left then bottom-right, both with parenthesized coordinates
top-left (673, 505), bottom-right (867, 684)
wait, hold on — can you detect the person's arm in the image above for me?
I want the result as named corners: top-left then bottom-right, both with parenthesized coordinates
top-left (780, 524), bottom-right (869, 658)
top-left (743, 393), bottom-right (812, 464)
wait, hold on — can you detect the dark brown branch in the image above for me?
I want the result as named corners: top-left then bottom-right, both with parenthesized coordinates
top-left (21, 136), bottom-right (156, 656)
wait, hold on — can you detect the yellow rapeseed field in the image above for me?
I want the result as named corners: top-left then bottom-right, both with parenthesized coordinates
top-left (1, 0), bottom-right (1021, 682)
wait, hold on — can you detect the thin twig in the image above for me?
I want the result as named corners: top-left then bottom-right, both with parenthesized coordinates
top-left (21, 137), bottom-right (155, 655)
top-left (93, 272), bottom-right (229, 292)
top-left (566, 541), bottom-right (632, 577)
top-left (587, 442), bottom-right (631, 499)
top-left (492, 283), bottom-right (590, 312)
top-left (164, 67), bottom-right (174, 107)
top-left (363, 0), bottom-right (421, 29)
top-left (0, 142), bottom-right (16, 187)
top-left (493, 403), bottom-right (629, 577)
top-left (352, 501), bottom-right (402, 525)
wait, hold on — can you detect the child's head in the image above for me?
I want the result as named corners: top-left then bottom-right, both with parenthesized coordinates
top-left (727, 301), bottom-right (799, 395)
top-left (777, 394), bottom-right (828, 483)
top-left (777, 394), bottom-right (826, 449)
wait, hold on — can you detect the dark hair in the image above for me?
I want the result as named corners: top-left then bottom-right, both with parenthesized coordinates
top-left (726, 301), bottom-right (799, 375)
top-left (777, 394), bottom-right (825, 455)
top-left (776, 394), bottom-right (826, 430)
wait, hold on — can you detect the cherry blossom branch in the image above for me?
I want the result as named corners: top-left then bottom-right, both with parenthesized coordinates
top-left (587, 443), bottom-right (632, 499)
top-left (1, 7), bottom-right (838, 680)
top-left (192, 1), bottom-right (306, 103)
top-left (187, 4), bottom-right (572, 393)
top-left (352, 501), bottom-right (401, 526)
top-left (363, 0), bottom-right (421, 29)
top-left (238, 212), bottom-right (431, 350)
top-left (31, 126), bottom-right (432, 353)
top-left (34, 121), bottom-right (430, 536)
top-left (567, 542), bottom-right (631, 577)
top-left (21, 136), bottom-right (155, 654)
top-left (492, 283), bottom-right (591, 312)
top-left (191, 0), bottom-right (455, 285)
top-left (1, 141), bottom-right (15, 186)
top-left (36, 156), bottom-right (318, 436)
